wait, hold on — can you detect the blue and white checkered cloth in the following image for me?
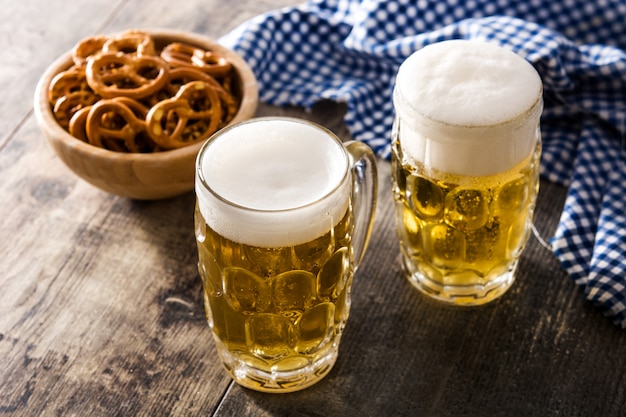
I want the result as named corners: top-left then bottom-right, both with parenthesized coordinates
top-left (220, 0), bottom-right (626, 329)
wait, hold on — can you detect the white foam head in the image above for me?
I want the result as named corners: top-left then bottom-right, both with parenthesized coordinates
top-left (195, 118), bottom-right (350, 248)
top-left (394, 40), bottom-right (543, 176)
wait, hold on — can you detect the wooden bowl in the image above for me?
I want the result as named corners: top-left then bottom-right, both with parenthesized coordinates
top-left (34, 29), bottom-right (257, 200)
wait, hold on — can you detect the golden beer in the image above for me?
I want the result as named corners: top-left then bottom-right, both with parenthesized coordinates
top-left (195, 205), bottom-right (353, 391)
top-left (391, 40), bottom-right (543, 305)
top-left (392, 138), bottom-right (541, 304)
top-left (194, 117), bottom-right (377, 392)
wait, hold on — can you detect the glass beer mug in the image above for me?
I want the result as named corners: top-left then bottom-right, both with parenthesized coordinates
top-left (391, 40), bottom-right (543, 305)
top-left (194, 117), bottom-right (377, 392)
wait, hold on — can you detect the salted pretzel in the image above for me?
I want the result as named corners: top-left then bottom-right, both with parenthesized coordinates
top-left (72, 35), bottom-right (107, 67)
top-left (86, 52), bottom-right (170, 99)
top-left (53, 91), bottom-right (100, 130)
top-left (102, 30), bottom-right (155, 56)
top-left (68, 106), bottom-right (92, 142)
top-left (86, 98), bottom-right (156, 153)
top-left (160, 42), bottom-right (232, 78)
top-left (164, 67), bottom-right (239, 125)
top-left (48, 66), bottom-right (94, 106)
top-left (146, 80), bottom-right (222, 149)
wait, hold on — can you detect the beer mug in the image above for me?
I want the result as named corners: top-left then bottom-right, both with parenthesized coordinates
top-left (391, 40), bottom-right (543, 305)
top-left (194, 117), bottom-right (377, 392)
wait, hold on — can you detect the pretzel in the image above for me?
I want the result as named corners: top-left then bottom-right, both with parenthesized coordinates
top-left (160, 42), bottom-right (232, 78)
top-left (53, 91), bottom-right (100, 130)
top-left (72, 35), bottom-right (107, 67)
top-left (146, 80), bottom-right (222, 149)
top-left (214, 80), bottom-right (239, 127)
top-left (86, 98), bottom-right (156, 153)
top-left (68, 106), bottom-right (92, 142)
top-left (164, 67), bottom-right (239, 125)
top-left (48, 66), bottom-right (94, 106)
top-left (102, 30), bottom-right (155, 56)
top-left (86, 51), bottom-right (169, 99)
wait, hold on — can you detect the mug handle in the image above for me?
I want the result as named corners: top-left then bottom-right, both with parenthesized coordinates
top-left (345, 141), bottom-right (378, 270)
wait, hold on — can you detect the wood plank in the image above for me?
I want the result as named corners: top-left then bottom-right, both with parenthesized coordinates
top-left (100, 0), bottom-right (301, 36)
top-left (0, 1), bottom-right (119, 148)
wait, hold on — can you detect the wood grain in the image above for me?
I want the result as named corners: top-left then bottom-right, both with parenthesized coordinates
top-left (1, 0), bottom-right (625, 416)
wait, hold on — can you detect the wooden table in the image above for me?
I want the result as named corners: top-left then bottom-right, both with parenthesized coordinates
top-left (2, 1), bottom-right (625, 416)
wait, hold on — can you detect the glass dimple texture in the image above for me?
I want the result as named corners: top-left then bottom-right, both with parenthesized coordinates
top-left (223, 267), bottom-right (271, 314)
top-left (495, 176), bottom-right (529, 225)
top-left (507, 212), bottom-right (531, 258)
top-left (294, 230), bottom-right (334, 273)
top-left (317, 247), bottom-right (349, 302)
top-left (197, 245), bottom-right (222, 297)
top-left (245, 313), bottom-right (295, 360)
top-left (272, 270), bottom-right (317, 319)
top-left (445, 188), bottom-right (489, 231)
top-left (209, 296), bottom-right (247, 349)
top-left (423, 223), bottom-right (466, 269)
top-left (295, 302), bottom-right (335, 354)
top-left (396, 202), bottom-right (421, 255)
top-left (246, 246), bottom-right (291, 278)
top-left (467, 220), bottom-right (502, 262)
top-left (392, 156), bottom-right (408, 203)
top-left (332, 278), bottom-right (351, 333)
top-left (409, 175), bottom-right (444, 221)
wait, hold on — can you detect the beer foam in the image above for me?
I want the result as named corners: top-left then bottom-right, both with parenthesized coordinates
top-left (196, 118), bottom-right (350, 248)
top-left (394, 40), bottom-right (543, 176)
